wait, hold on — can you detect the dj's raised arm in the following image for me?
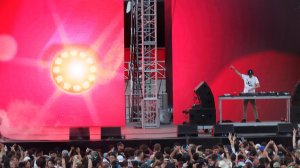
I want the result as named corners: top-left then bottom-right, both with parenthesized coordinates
top-left (230, 65), bottom-right (242, 77)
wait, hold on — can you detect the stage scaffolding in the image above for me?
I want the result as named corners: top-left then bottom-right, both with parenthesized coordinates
top-left (128, 0), bottom-right (159, 128)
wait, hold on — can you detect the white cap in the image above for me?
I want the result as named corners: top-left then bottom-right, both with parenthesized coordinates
top-left (273, 161), bottom-right (280, 168)
top-left (245, 159), bottom-right (253, 166)
top-left (237, 161), bottom-right (245, 167)
top-left (23, 156), bottom-right (31, 162)
top-left (218, 160), bottom-right (230, 168)
top-left (103, 158), bottom-right (109, 163)
top-left (117, 155), bottom-right (125, 162)
top-left (62, 150), bottom-right (68, 157)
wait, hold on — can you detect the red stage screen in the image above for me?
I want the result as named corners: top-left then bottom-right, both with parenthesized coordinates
top-left (171, 0), bottom-right (300, 124)
top-left (0, 0), bottom-right (124, 139)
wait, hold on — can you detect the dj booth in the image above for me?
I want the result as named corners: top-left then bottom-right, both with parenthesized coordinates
top-left (218, 92), bottom-right (291, 123)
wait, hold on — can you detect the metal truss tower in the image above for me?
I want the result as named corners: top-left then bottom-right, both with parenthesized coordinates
top-left (129, 0), bottom-right (159, 128)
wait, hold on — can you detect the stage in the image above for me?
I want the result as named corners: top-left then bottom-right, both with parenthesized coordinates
top-left (0, 121), bottom-right (298, 153)
top-left (1, 121), bottom-right (297, 140)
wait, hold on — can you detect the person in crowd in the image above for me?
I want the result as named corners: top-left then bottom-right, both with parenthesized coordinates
top-left (149, 143), bottom-right (161, 161)
top-left (9, 155), bottom-right (19, 168)
top-left (115, 142), bottom-right (125, 157)
top-left (134, 149), bottom-right (144, 166)
top-left (36, 156), bottom-right (46, 168)
top-left (293, 128), bottom-right (300, 150)
top-left (46, 158), bottom-right (55, 168)
top-left (1, 133), bottom-right (300, 168)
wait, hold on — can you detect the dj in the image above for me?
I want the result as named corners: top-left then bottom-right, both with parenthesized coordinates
top-left (230, 65), bottom-right (261, 122)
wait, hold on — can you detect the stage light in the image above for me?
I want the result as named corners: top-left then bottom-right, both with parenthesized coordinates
top-left (88, 75), bottom-right (96, 82)
top-left (53, 67), bottom-right (60, 74)
top-left (51, 48), bottom-right (98, 94)
top-left (67, 60), bottom-right (87, 80)
top-left (55, 58), bottom-right (62, 65)
top-left (56, 76), bottom-right (63, 83)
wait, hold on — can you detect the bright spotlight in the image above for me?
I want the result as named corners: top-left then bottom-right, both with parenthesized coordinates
top-left (51, 48), bottom-right (98, 94)
top-left (67, 60), bottom-right (87, 80)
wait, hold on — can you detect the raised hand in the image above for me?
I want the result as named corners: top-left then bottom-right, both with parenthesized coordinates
top-left (293, 128), bottom-right (297, 135)
top-left (228, 132), bottom-right (232, 141)
top-left (233, 134), bottom-right (237, 141)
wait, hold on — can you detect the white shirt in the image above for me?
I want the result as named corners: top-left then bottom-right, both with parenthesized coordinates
top-left (241, 74), bottom-right (259, 93)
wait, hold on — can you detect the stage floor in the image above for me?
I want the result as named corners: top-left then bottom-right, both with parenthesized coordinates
top-left (0, 121), bottom-right (298, 154)
top-left (0, 121), bottom-right (298, 142)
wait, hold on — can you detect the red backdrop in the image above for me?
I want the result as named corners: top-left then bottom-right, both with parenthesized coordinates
top-left (171, 0), bottom-right (300, 124)
top-left (0, 0), bottom-right (125, 138)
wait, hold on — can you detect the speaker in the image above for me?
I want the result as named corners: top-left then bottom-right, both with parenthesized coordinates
top-left (101, 127), bottom-right (122, 139)
top-left (177, 125), bottom-right (198, 137)
top-left (69, 128), bottom-right (90, 140)
top-left (213, 124), bottom-right (234, 136)
top-left (189, 108), bottom-right (216, 125)
top-left (292, 80), bottom-right (300, 106)
top-left (194, 81), bottom-right (215, 108)
top-left (277, 123), bottom-right (298, 135)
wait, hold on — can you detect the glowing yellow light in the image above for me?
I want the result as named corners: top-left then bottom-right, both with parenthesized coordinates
top-left (73, 85), bottom-right (81, 92)
top-left (70, 50), bottom-right (78, 57)
top-left (79, 52), bottom-right (87, 58)
top-left (86, 58), bottom-right (94, 64)
top-left (55, 58), bottom-right (62, 65)
top-left (63, 82), bottom-right (71, 90)
top-left (88, 74), bottom-right (96, 82)
top-left (67, 60), bottom-right (87, 80)
top-left (61, 52), bottom-right (68, 58)
top-left (56, 76), bottom-right (63, 83)
top-left (53, 66), bottom-right (60, 74)
top-left (82, 81), bottom-right (90, 89)
top-left (51, 48), bottom-right (99, 94)
top-left (90, 66), bottom-right (97, 73)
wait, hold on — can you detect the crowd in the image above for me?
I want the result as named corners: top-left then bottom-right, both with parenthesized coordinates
top-left (1, 129), bottom-right (300, 168)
